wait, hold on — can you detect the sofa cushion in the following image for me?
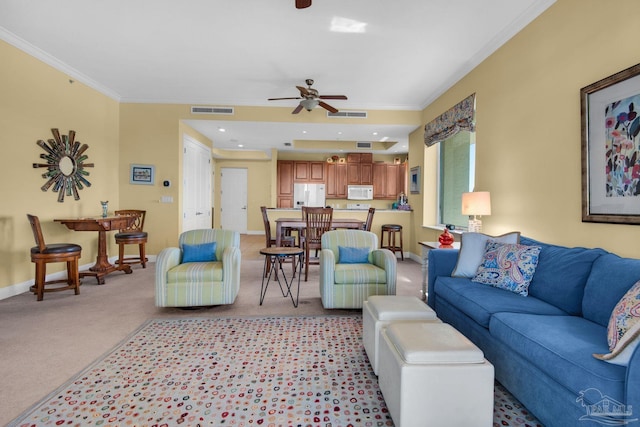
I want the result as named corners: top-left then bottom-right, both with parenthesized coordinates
top-left (451, 232), bottom-right (520, 277)
top-left (167, 261), bottom-right (223, 283)
top-left (472, 242), bottom-right (541, 296)
top-left (434, 277), bottom-right (567, 328)
top-left (583, 253), bottom-right (640, 327)
top-left (489, 313), bottom-right (627, 403)
top-left (594, 279), bottom-right (640, 365)
top-left (335, 263), bottom-right (386, 284)
top-left (520, 237), bottom-right (605, 315)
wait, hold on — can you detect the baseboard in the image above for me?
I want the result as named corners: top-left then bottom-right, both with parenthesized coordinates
top-left (0, 255), bottom-right (157, 301)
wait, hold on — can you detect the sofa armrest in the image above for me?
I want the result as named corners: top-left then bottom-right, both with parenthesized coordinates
top-left (427, 248), bottom-right (459, 310)
top-left (155, 247), bottom-right (182, 307)
top-left (625, 341), bottom-right (640, 410)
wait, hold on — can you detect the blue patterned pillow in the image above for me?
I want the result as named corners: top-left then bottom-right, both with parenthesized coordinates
top-left (182, 242), bottom-right (217, 263)
top-left (338, 246), bottom-right (370, 264)
top-left (472, 242), bottom-right (541, 296)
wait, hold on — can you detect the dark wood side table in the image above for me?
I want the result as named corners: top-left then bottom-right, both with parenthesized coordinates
top-left (55, 216), bottom-right (136, 284)
top-left (259, 247), bottom-right (304, 307)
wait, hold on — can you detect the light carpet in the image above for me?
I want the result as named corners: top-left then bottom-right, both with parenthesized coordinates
top-left (9, 316), bottom-right (542, 427)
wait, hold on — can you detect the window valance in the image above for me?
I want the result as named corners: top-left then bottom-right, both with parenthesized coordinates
top-left (424, 93), bottom-right (476, 146)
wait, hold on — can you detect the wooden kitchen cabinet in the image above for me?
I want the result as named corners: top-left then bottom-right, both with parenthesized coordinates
top-left (294, 161), bottom-right (309, 181)
top-left (326, 163), bottom-right (347, 198)
top-left (277, 161), bottom-right (294, 207)
top-left (346, 152), bottom-right (373, 185)
top-left (309, 161), bottom-right (325, 182)
top-left (373, 163), bottom-right (407, 199)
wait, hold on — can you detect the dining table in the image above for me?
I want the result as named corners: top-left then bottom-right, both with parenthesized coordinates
top-left (54, 215), bottom-right (136, 284)
top-left (274, 217), bottom-right (364, 246)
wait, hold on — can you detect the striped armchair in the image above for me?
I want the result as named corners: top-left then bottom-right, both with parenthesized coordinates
top-left (155, 229), bottom-right (241, 307)
top-left (319, 229), bottom-right (397, 309)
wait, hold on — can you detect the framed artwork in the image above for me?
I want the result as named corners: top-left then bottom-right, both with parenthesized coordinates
top-left (581, 63), bottom-right (640, 224)
top-left (410, 166), bottom-right (420, 194)
top-left (130, 164), bottom-right (155, 185)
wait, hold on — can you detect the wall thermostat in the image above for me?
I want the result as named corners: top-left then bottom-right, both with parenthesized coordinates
top-left (163, 180), bottom-right (171, 187)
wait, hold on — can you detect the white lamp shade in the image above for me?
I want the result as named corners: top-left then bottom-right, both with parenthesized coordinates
top-left (461, 191), bottom-right (491, 216)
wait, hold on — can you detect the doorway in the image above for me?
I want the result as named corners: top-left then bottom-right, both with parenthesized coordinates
top-left (220, 167), bottom-right (247, 233)
top-left (182, 135), bottom-right (212, 232)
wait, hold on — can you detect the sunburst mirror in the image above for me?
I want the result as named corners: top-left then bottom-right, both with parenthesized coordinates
top-left (32, 128), bottom-right (94, 202)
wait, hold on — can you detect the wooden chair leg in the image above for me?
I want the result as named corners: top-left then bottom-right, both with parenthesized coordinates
top-left (118, 243), bottom-right (126, 267)
top-left (34, 261), bottom-right (46, 301)
top-left (139, 243), bottom-right (147, 268)
top-left (304, 245), bottom-right (309, 282)
top-left (68, 259), bottom-right (80, 295)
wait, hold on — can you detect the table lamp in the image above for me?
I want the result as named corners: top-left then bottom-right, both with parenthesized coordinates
top-left (461, 191), bottom-right (491, 232)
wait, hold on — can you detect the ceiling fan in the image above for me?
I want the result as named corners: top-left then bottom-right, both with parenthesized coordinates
top-left (295, 0), bottom-right (311, 9)
top-left (268, 79), bottom-right (348, 114)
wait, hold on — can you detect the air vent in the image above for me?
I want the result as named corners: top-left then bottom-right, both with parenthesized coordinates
top-left (356, 141), bottom-right (373, 149)
top-left (327, 111), bottom-right (368, 118)
top-left (284, 142), bottom-right (292, 147)
top-left (191, 106), bottom-right (235, 115)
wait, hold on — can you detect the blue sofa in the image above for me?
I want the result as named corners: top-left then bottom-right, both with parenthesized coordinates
top-left (427, 236), bottom-right (640, 427)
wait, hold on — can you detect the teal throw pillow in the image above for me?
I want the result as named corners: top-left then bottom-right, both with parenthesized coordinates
top-left (472, 241), bottom-right (540, 296)
top-left (182, 242), bottom-right (217, 263)
top-left (338, 246), bottom-right (370, 264)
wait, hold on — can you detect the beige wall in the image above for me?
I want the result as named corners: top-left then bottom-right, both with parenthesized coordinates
top-left (1, 40), bottom-right (120, 293)
top-left (5, 0), bottom-right (640, 293)
top-left (410, 0), bottom-right (640, 258)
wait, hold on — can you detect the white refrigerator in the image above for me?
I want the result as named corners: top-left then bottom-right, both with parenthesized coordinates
top-left (293, 183), bottom-right (326, 209)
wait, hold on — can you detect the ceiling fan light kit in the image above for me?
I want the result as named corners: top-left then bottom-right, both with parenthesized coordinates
top-left (295, 0), bottom-right (311, 9)
top-left (268, 79), bottom-right (347, 114)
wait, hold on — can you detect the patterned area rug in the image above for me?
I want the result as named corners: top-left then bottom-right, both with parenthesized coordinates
top-left (9, 316), bottom-right (543, 427)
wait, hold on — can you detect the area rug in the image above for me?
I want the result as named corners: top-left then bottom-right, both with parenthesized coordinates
top-left (9, 316), bottom-right (542, 427)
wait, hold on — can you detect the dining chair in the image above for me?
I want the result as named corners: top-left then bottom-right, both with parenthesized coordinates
top-left (362, 207), bottom-right (375, 232)
top-left (260, 206), bottom-right (296, 277)
top-left (26, 214), bottom-right (82, 301)
top-left (302, 206), bottom-right (333, 281)
top-left (114, 210), bottom-right (148, 268)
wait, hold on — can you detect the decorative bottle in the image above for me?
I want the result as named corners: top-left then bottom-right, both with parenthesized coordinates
top-left (101, 201), bottom-right (108, 218)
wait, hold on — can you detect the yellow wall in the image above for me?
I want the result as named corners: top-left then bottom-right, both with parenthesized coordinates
top-left (0, 39), bottom-right (120, 292)
top-left (410, 0), bottom-right (640, 258)
top-left (6, 0), bottom-right (640, 293)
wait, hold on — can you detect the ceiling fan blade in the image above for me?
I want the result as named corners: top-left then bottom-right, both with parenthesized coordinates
top-left (318, 101), bottom-right (338, 114)
top-left (296, 86), bottom-right (311, 97)
top-left (292, 104), bottom-right (304, 114)
top-left (268, 97), bottom-right (302, 101)
top-left (319, 95), bottom-right (348, 100)
top-left (295, 0), bottom-right (312, 9)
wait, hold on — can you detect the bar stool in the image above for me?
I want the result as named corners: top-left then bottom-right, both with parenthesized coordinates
top-left (27, 214), bottom-right (82, 301)
top-left (381, 224), bottom-right (404, 260)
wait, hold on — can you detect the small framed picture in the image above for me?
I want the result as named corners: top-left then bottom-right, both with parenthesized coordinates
top-left (410, 166), bottom-right (420, 194)
top-left (130, 164), bottom-right (155, 185)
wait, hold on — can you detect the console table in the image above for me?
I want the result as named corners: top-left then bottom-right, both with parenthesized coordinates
top-left (418, 241), bottom-right (460, 301)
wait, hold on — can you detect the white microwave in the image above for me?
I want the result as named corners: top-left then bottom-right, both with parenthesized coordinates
top-left (347, 185), bottom-right (374, 200)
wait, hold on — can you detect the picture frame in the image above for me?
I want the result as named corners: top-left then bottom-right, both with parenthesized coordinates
top-left (581, 63), bottom-right (640, 224)
top-left (130, 164), bottom-right (155, 185)
top-left (410, 166), bottom-right (420, 194)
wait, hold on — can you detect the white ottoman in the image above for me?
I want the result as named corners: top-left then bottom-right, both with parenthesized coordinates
top-left (363, 295), bottom-right (439, 375)
top-left (378, 322), bottom-right (494, 427)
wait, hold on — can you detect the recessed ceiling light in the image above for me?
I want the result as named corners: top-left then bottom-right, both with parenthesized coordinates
top-left (302, 130), bottom-right (307, 134)
top-left (238, 144), bottom-right (244, 148)
top-left (372, 132), bottom-right (378, 136)
top-left (218, 127), bottom-right (226, 132)
top-left (330, 16), bottom-right (367, 33)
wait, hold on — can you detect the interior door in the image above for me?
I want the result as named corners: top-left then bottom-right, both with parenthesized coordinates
top-left (182, 135), bottom-right (212, 232)
top-left (220, 167), bottom-right (247, 233)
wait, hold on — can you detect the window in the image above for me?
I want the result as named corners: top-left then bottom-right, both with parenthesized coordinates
top-left (438, 130), bottom-right (476, 228)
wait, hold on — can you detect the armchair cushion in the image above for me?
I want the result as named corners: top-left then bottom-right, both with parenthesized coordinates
top-left (167, 261), bottom-right (223, 283)
top-left (338, 246), bottom-right (370, 264)
top-left (182, 242), bottom-right (217, 263)
top-left (335, 263), bottom-right (387, 284)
